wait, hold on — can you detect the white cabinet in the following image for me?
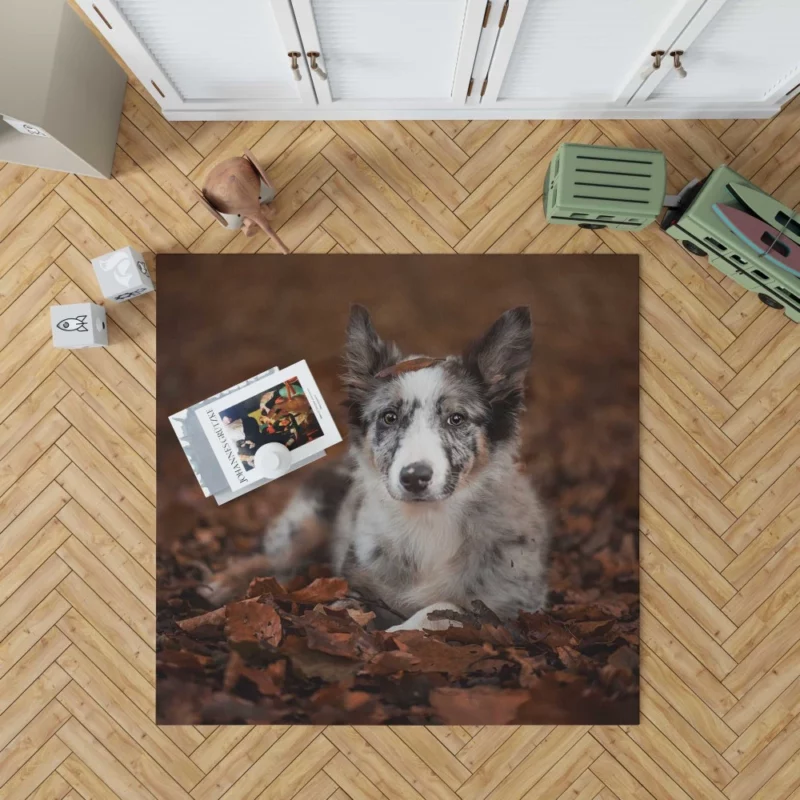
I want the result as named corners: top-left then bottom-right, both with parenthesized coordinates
top-left (77, 0), bottom-right (800, 120)
top-left (290, 0), bottom-right (486, 108)
top-left (631, 0), bottom-right (800, 108)
top-left (479, 0), bottom-right (707, 108)
top-left (75, 0), bottom-right (316, 112)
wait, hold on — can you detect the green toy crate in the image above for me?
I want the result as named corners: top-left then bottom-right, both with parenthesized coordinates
top-left (544, 143), bottom-right (667, 231)
top-left (661, 165), bottom-right (800, 323)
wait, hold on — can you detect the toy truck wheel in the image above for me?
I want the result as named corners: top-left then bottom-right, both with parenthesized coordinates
top-left (682, 240), bottom-right (707, 257)
top-left (758, 293), bottom-right (784, 310)
top-left (578, 223), bottom-right (606, 230)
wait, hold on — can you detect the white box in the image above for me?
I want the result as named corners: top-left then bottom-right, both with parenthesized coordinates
top-left (51, 303), bottom-right (107, 349)
top-left (91, 246), bottom-right (154, 302)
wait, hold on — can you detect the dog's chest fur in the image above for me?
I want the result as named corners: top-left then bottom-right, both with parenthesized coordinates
top-left (333, 459), bottom-right (549, 619)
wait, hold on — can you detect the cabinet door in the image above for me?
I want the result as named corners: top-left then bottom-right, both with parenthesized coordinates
top-left (634, 0), bottom-right (800, 107)
top-left (481, 0), bottom-right (706, 108)
top-left (290, 0), bottom-right (486, 108)
top-left (75, 0), bottom-right (316, 112)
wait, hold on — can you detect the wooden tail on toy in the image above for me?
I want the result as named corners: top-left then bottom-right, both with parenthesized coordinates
top-left (251, 210), bottom-right (290, 255)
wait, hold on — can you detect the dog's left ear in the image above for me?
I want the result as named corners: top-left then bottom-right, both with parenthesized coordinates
top-left (464, 307), bottom-right (532, 403)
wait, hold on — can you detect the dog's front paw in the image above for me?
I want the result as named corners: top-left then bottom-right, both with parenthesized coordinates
top-left (388, 602), bottom-right (465, 632)
top-left (194, 554), bottom-right (274, 608)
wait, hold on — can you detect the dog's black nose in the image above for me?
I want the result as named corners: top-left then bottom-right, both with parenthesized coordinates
top-left (400, 462), bottom-right (433, 494)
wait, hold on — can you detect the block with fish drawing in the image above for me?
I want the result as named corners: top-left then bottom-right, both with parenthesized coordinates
top-left (91, 246), bottom-right (154, 302)
top-left (50, 303), bottom-right (108, 349)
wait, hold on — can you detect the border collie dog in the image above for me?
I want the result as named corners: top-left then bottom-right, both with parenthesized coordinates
top-left (204, 305), bottom-right (550, 631)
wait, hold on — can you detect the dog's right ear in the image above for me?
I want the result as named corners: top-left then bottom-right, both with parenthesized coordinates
top-left (343, 305), bottom-right (400, 409)
top-left (464, 306), bottom-right (533, 405)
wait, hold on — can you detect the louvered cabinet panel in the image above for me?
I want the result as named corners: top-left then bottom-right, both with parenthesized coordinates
top-left (291, 0), bottom-right (486, 106)
top-left (75, 0), bottom-right (794, 117)
top-left (647, 0), bottom-right (800, 102)
top-left (75, 0), bottom-right (315, 110)
top-left (492, 0), bottom-right (692, 103)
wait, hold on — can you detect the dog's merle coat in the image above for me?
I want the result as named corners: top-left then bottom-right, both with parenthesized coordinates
top-left (206, 306), bottom-right (550, 630)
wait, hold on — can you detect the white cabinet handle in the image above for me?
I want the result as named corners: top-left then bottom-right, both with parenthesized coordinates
top-left (640, 50), bottom-right (665, 81)
top-left (288, 52), bottom-right (302, 81)
top-left (670, 50), bottom-right (687, 79)
top-left (307, 52), bottom-right (327, 81)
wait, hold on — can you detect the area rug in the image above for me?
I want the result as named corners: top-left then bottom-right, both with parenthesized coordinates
top-left (156, 254), bottom-right (639, 725)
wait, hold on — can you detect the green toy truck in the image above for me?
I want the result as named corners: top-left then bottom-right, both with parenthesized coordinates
top-left (544, 142), bottom-right (800, 323)
top-left (660, 165), bottom-right (800, 322)
top-left (543, 143), bottom-right (666, 231)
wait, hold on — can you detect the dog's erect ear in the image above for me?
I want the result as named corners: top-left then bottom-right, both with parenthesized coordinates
top-left (464, 307), bottom-right (533, 403)
top-left (343, 305), bottom-right (400, 405)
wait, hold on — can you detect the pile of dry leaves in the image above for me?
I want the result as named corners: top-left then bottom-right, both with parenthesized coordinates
top-left (157, 491), bottom-right (638, 725)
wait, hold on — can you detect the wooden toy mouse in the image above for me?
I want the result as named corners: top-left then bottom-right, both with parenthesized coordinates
top-left (197, 149), bottom-right (289, 254)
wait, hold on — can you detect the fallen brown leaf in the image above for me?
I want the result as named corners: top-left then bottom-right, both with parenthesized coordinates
top-left (346, 607), bottom-right (376, 627)
top-left (246, 576), bottom-right (289, 600)
top-left (364, 650), bottom-right (420, 676)
top-left (176, 607), bottom-right (226, 633)
top-left (281, 634), bottom-right (362, 682)
top-left (391, 631), bottom-right (493, 675)
top-left (290, 577), bottom-right (349, 604)
top-left (226, 598), bottom-right (282, 648)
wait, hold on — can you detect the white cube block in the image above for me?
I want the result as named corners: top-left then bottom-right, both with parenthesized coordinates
top-left (91, 246), bottom-right (154, 302)
top-left (51, 303), bottom-right (108, 349)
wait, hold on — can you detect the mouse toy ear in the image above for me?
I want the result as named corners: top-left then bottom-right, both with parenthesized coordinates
top-left (195, 190), bottom-right (229, 227)
top-left (243, 149), bottom-right (274, 192)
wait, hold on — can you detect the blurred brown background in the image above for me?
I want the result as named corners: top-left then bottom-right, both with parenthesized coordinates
top-left (157, 254), bottom-right (639, 535)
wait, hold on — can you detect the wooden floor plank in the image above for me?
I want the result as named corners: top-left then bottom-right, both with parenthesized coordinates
top-left (319, 142), bottom-right (429, 250)
top-left (0, 170), bottom-right (65, 244)
top-left (122, 85), bottom-right (201, 176)
top-left (111, 148), bottom-right (202, 249)
top-left (56, 572), bottom-right (153, 682)
top-left (0, 163), bottom-right (37, 206)
top-left (1, 67), bottom-right (800, 800)
top-left (454, 119), bottom-right (577, 230)
top-left (322, 173), bottom-right (415, 254)
top-left (0, 485), bottom-right (70, 573)
top-left (640, 500), bottom-right (736, 608)
top-left (364, 120), bottom-right (469, 210)
top-left (327, 121), bottom-right (469, 246)
top-left (189, 726), bottom-right (289, 800)
top-left (56, 608), bottom-right (155, 717)
top-left (57, 681), bottom-right (192, 800)
top-left (400, 121), bottom-right (469, 174)
top-left (57, 646), bottom-right (203, 787)
top-left (636, 678), bottom-right (737, 790)
top-left (0, 592), bottom-right (68, 692)
top-left (0, 193), bottom-right (69, 278)
top-left (723, 536), bottom-right (800, 632)
top-left (0, 698), bottom-right (70, 792)
top-left (0, 229), bottom-right (68, 317)
top-left (57, 716), bottom-right (158, 800)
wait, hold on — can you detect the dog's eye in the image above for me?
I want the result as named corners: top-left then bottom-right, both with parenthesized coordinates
top-left (382, 411), bottom-right (398, 425)
top-left (447, 413), bottom-right (465, 427)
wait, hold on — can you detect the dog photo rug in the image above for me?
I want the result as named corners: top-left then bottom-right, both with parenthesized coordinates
top-left (156, 254), bottom-right (639, 726)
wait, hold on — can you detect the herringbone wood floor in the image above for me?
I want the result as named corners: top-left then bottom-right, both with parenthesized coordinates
top-left (2, 63), bottom-right (800, 799)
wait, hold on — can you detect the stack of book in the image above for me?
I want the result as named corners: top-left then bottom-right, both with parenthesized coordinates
top-left (170, 360), bottom-right (342, 504)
